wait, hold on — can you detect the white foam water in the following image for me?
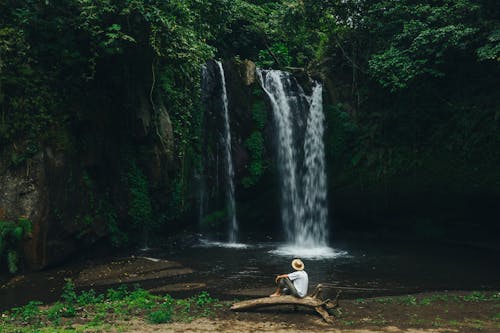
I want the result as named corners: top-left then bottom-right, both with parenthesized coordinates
top-left (269, 244), bottom-right (348, 260)
top-left (198, 239), bottom-right (250, 249)
top-left (216, 61), bottom-right (238, 243)
top-left (257, 69), bottom-right (332, 255)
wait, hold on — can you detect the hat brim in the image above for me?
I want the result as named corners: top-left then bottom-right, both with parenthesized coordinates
top-left (291, 260), bottom-right (304, 271)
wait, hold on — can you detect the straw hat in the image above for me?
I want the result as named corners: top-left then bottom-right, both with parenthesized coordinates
top-left (291, 258), bottom-right (304, 271)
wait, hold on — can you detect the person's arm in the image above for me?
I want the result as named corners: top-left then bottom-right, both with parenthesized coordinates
top-left (275, 273), bottom-right (288, 283)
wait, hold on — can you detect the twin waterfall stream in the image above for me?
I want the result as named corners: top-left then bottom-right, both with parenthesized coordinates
top-left (204, 62), bottom-right (335, 257)
top-left (216, 61), bottom-right (238, 244)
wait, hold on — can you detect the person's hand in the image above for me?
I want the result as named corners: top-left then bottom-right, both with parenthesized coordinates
top-left (275, 275), bottom-right (280, 283)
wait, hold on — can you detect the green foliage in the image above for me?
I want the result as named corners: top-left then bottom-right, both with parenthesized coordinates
top-left (463, 291), bottom-right (488, 302)
top-left (366, 0), bottom-right (481, 90)
top-left (148, 297), bottom-right (174, 324)
top-left (60, 279), bottom-right (77, 317)
top-left (0, 218), bottom-right (31, 273)
top-left (7, 251), bottom-right (18, 274)
top-left (194, 291), bottom-right (218, 307)
top-left (400, 295), bottom-right (418, 306)
top-left (99, 198), bottom-right (125, 247)
top-left (375, 297), bottom-right (394, 304)
top-left (0, 0), bottom-right (225, 237)
top-left (106, 285), bottom-right (130, 301)
top-left (61, 279), bottom-right (77, 304)
top-left (2, 287), bottom-right (222, 331)
top-left (242, 99), bottom-right (268, 188)
top-left (125, 162), bottom-right (155, 230)
top-left (70, 171), bottom-right (126, 247)
top-left (242, 131), bottom-right (266, 188)
top-left (10, 301), bottom-right (42, 325)
top-left (45, 302), bottom-right (65, 324)
top-left (257, 42), bottom-right (292, 68)
top-left (77, 289), bottom-right (104, 306)
top-left (201, 210), bottom-right (227, 229)
top-left (251, 100), bottom-right (267, 130)
top-left (477, 28), bottom-right (500, 61)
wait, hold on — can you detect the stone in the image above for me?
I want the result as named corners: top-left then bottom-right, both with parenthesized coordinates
top-left (239, 60), bottom-right (256, 86)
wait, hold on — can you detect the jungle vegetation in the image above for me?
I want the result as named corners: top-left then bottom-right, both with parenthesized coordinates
top-left (0, 0), bottom-right (498, 259)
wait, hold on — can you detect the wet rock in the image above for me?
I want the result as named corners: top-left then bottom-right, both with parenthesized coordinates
top-left (1, 151), bottom-right (50, 270)
top-left (136, 91), bottom-right (152, 138)
top-left (239, 59), bottom-right (256, 86)
top-left (0, 148), bottom-right (107, 270)
top-left (156, 94), bottom-right (174, 164)
top-left (148, 282), bottom-right (206, 293)
top-left (75, 256), bottom-right (194, 287)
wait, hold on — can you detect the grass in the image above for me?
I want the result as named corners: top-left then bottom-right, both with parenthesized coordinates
top-left (3, 288), bottom-right (499, 332)
top-left (399, 295), bottom-right (417, 306)
top-left (0, 280), bottom-right (222, 333)
top-left (339, 291), bottom-right (500, 330)
top-left (375, 297), bottom-right (394, 304)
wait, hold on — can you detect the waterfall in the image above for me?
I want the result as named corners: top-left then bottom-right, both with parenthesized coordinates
top-left (257, 69), bottom-right (330, 253)
top-left (216, 61), bottom-right (238, 243)
top-left (301, 83), bottom-right (328, 246)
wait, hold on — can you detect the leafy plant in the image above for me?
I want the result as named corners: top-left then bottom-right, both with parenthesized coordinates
top-left (194, 291), bottom-right (217, 307)
top-left (257, 42), bottom-right (292, 68)
top-left (242, 131), bottom-right (266, 188)
top-left (45, 302), bottom-right (65, 324)
top-left (375, 297), bottom-right (394, 304)
top-left (0, 218), bottom-right (32, 273)
top-left (10, 301), bottom-right (42, 325)
top-left (106, 285), bottom-right (130, 301)
top-left (124, 161), bottom-right (155, 236)
top-left (148, 297), bottom-right (174, 324)
top-left (201, 210), bottom-right (227, 229)
top-left (463, 291), bottom-right (487, 302)
top-left (400, 295), bottom-right (418, 306)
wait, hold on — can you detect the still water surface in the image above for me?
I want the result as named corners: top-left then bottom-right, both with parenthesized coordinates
top-left (165, 238), bottom-right (500, 299)
top-left (1, 238), bottom-right (498, 310)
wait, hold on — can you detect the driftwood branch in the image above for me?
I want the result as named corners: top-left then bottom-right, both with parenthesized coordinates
top-left (231, 284), bottom-right (340, 324)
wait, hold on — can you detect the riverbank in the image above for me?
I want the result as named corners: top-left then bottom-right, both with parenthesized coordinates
top-left (1, 285), bottom-right (498, 333)
top-left (2, 240), bottom-right (500, 311)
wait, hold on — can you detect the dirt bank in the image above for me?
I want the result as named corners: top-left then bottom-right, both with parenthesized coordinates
top-left (121, 318), bottom-right (456, 333)
top-left (80, 291), bottom-right (500, 333)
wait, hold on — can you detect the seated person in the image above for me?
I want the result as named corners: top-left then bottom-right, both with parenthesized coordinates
top-left (270, 258), bottom-right (308, 298)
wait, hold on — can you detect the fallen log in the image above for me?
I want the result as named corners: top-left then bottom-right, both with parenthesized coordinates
top-left (231, 284), bottom-right (340, 324)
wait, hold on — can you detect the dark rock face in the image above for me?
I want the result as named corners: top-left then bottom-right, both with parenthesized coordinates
top-left (0, 149), bottom-right (92, 269)
top-left (0, 77), bottom-right (175, 270)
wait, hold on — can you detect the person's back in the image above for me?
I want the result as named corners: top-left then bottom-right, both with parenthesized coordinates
top-left (287, 269), bottom-right (308, 297)
top-left (270, 258), bottom-right (309, 298)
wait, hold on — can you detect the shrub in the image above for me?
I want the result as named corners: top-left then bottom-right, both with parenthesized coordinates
top-left (148, 299), bottom-right (174, 324)
top-left (195, 291), bottom-right (217, 307)
top-left (11, 301), bottom-right (42, 325)
top-left (0, 218), bottom-right (32, 273)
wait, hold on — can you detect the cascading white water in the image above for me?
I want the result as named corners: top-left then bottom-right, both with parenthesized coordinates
top-left (258, 69), bottom-right (334, 257)
top-left (216, 61), bottom-right (238, 243)
top-left (300, 83), bottom-right (328, 246)
top-left (256, 70), bottom-right (303, 242)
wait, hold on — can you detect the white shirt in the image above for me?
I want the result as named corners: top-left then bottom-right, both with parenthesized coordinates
top-left (287, 270), bottom-right (308, 297)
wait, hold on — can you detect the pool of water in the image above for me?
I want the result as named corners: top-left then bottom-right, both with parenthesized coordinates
top-left (160, 237), bottom-right (500, 299)
top-left (1, 237), bottom-right (499, 310)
